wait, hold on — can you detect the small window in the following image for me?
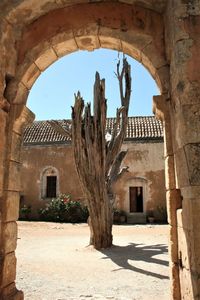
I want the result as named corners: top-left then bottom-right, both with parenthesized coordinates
top-left (129, 186), bottom-right (143, 213)
top-left (46, 176), bottom-right (57, 198)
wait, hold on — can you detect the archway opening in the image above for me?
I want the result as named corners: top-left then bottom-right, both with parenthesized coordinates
top-left (27, 49), bottom-right (159, 120)
top-left (16, 48), bottom-right (169, 299)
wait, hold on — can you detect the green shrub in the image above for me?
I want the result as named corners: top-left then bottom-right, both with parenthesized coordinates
top-left (20, 205), bottom-right (32, 220)
top-left (38, 194), bottom-right (89, 223)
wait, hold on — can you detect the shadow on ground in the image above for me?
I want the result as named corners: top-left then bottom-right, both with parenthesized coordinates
top-left (100, 243), bottom-right (169, 279)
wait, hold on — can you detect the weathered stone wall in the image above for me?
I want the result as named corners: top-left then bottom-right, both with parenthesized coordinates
top-left (115, 141), bottom-right (165, 217)
top-left (165, 1), bottom-right (200, 299)
top-left (0, 0), bottom-right (200, 299)
top-left (20, 140), bottom-right (165, 221)
top-left (20, 144), bottom-right (84, 219)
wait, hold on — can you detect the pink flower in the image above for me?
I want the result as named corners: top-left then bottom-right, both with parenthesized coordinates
top-left (63, 198), bottom-right (68, 204)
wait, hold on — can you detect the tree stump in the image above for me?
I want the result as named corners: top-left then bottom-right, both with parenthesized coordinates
top-left (49, 58), bottom-right (131, 249)
top-left (71, 58), bottom-right (131, 249)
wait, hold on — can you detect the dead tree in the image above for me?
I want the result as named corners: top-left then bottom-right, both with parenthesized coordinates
top-left (49, 58), bottom-right (131, 249)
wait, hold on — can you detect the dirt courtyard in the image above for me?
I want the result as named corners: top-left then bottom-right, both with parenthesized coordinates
top-left (16, 222), bottom-right (170, 300)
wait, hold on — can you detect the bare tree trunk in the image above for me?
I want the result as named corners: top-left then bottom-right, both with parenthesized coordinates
top-left (71, 59), bottom-right (131, 249)
top-left (49, 59), bottom-right (131, 249)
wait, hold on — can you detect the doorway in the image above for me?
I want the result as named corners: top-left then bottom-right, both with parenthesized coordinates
top-left (129, 186), bottom-right (144, 213)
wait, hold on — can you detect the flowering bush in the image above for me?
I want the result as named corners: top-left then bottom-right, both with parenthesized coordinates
top-left (38, 194), bottom-right (89, 223)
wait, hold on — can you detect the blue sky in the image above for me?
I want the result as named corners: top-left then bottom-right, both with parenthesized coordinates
top-left (27, 49), bottom-right (160, 120)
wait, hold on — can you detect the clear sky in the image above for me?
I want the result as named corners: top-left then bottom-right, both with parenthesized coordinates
top-left (27, 49), bottom-right (160, 120)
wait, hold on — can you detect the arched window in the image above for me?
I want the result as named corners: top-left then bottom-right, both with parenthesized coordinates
top-left (40, 167), bottom-right (59, 199)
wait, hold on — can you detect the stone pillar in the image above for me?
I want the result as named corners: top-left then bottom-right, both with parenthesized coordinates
top-left (165, 1), bottom-right (200, 298)
top-left (153, 95), bottom-right (182, 300)
top-left (0, 105), bottom-right (34, 299)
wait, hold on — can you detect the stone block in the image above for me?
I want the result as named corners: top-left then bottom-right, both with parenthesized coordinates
top-left (141, 51), bottom-right (156, 78)
top-left (152, 95), bottom-right (164, 121)
top-left (179, 267), bottom-right (196, 300)
top-left (174, 104), bottom-right (200, 149)
top-left (10, 132), bottom-right (22, 163)
top-left (122, 41), bottom-right (141, 62)
top-left (142, 41), bottom-right (166, 70)
top-left (168, 225), bottom-right (178, 263)
top-left (74, 23), bottom-right (99, 38)
top-left (177, 200), bottom-right (200, 274)
top-left (35, 48), bottom-right (57, 71)
top-left (184, 143), bottom-right (200, 185)
top-left (181, 186), bottom-right (200, 199)
top-left (185, 198), bottom-right (200, 272)
top-left (0, 108), bottom-right (8, 192)
top-left (165, 155), bottom-right (176, 190)
top-left (2, 222), bottom-right (17, 254)
top-left (170, 37), bottom-right (194, 93)
top-left (25, 39), bottom-right (51, 64)
top-left (170, 61), bottom-right (186, 97)
top-left (123, 30), bottom-right (153, 51)
top-left (174, 148), bottom-right (190, 188)
top-left (163, 121), bottom-right (174, 157)
top-left (176, 209), bottom-right (183, 229)
top-left (12, 290), bottom-right (24, 300)
top-left (177, 225), bottom-right (190, 270)
top-left (7, 161), bottom-right (21, 192)
top-left (1, 283), bottom-right (23, 300)
top-left (0, 72), bottom-right (5, 100)
top-left (169, 262), bottom-right (181, 300)
top-left (186, 31), bottom-right (200, 82)
top-left (73, 23), bottom-right (100, 51)
top-left (2, 283), bottom-right (16, 299)
top-left (173, 81), bottom-right (200, 106)
top-left (155, 65), bottom-right (170, 94)
top-left (99, 35), bottom-right (122, 52)
top-left (53, 38), bottom-right (78, 58)
top-left (2, 252), bottom-right (16, 287)
top-left (175, 39), bottom-right (193, 66)
top-left (99, 25), bottom-right (152, 54)
top-left (9, 104), bottom-right (25, 132)
top-left (52, 31), bottom-right (78, 58)
top-left (21, 63), bottom-right (40, 90)
top-left (2, 191), bottom-right (20, 222)
top-left (75, 35), bottom-right (100, 51)
top-left (12, 83), bottom-right (29, 105)
top-left (181, 198), bottom-right (193, 231)
top-left (0, 20), bottom-right (17, 77)
top-left (166, 190), bottom-right (182, 226)
top-left (178, 199), bottom-right (200, 298)
top-left (0, 97), bottom-right (10, 112)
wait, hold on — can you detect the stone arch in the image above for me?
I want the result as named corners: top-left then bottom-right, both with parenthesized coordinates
top-left (1, 3), bottom-right (171, 300)
top-left (4, 2), bottom-right (169, 110)
top-left (4, 1), bottom-right (200, 299)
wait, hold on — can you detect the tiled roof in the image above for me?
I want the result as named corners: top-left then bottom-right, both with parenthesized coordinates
top-left (23, 116), bottom-right (163, 145)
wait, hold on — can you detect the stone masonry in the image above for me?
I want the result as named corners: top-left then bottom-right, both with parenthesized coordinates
top-left (0, 1), bottom-right (200, 299)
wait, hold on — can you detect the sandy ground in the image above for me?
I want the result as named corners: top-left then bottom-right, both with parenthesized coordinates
top-left (16, 222), bottom-right (170, 300)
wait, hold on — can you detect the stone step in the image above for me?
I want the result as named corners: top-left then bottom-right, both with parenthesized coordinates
top-left (127, 213), bottom-right (146, 224)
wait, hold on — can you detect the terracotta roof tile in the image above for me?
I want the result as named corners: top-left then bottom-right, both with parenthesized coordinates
top-left (23, 116), bottom-right (163, 145)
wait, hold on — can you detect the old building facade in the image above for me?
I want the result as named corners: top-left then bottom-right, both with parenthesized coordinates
top-left (0, 1), bottom-right (200, 299)
top-left (21, 117), bottom-right (165, 222)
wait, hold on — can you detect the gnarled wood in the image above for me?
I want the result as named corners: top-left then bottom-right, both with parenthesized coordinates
top-left (49, 58), bottom-right (131, 249)
top-left (72, 58), bottom-right (131, 249)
